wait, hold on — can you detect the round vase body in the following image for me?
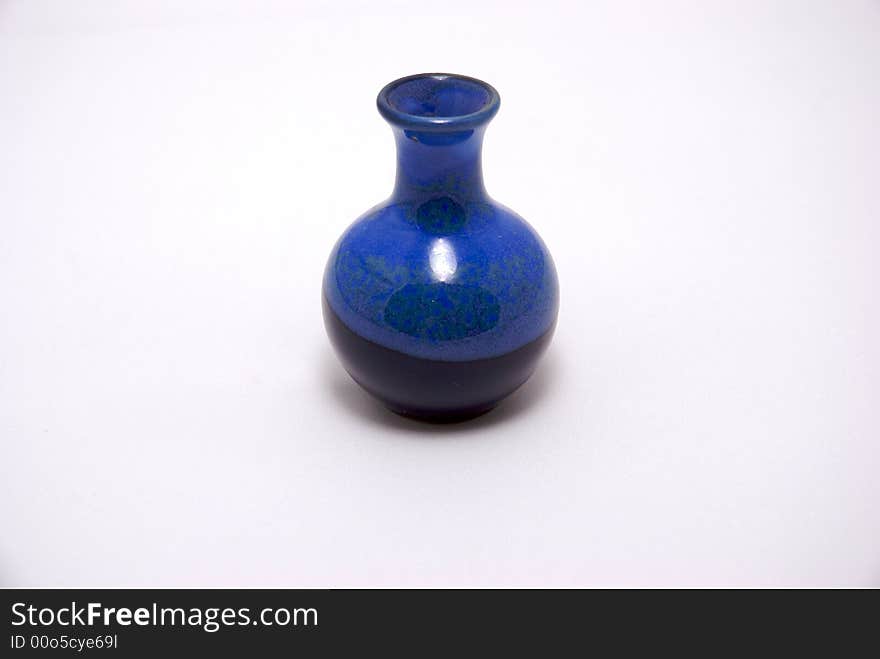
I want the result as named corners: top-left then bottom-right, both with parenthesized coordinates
top-left (323, 74), bottom-right (559, 422)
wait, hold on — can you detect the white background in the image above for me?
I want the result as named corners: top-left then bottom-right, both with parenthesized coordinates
top-left (1, 0), bottom-right (878, 587)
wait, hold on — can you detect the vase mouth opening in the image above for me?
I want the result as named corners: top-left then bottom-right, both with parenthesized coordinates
top-left (377, 73), bottom-right (500, 132)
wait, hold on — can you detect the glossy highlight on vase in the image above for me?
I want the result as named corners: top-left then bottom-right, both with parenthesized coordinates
top-left (323, 73), bottom-right (559, 422)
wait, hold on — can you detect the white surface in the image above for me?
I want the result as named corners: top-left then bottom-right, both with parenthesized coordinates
top-left (1, 0), bottom-right (878, 587)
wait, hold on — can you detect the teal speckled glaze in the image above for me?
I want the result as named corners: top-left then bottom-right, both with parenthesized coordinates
top-left (322, 73), bottom-right (559, 420)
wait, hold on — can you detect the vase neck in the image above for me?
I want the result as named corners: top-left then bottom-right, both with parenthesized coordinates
top-left (391, 127), bottom-right (487, 202)
top-left (377, 73), bottom-right (500, 203)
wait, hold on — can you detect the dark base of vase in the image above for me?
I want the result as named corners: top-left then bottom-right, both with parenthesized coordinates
top-left (384, 401), bottom-right (497, 424)
top-left (323, 296), bottom-right (554, 423)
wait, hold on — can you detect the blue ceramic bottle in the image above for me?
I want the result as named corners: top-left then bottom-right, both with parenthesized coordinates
top-left (323, 73), bottom-right (559, 421)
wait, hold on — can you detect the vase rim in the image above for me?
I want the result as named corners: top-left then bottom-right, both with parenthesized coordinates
top-left (377, 73), bottom-right (500, 132)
